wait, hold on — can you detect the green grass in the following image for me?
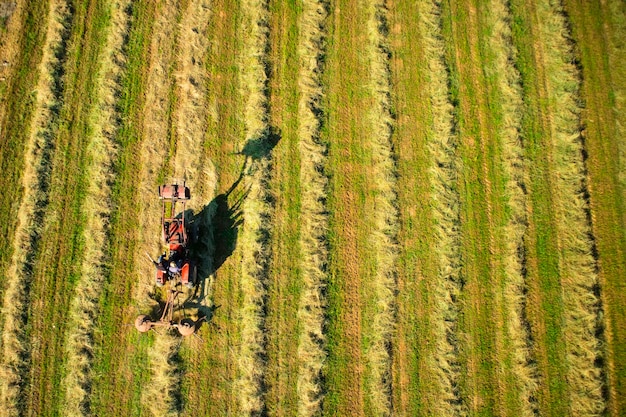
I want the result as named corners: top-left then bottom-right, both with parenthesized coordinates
top-left (89, 2), bottom-right (156, 415)
top-left (264, 0), bottom-right (303, 415)
top-left (508, 1), bottom-right (573, 415)
top-left (441, 1), bottom-right (500, 414)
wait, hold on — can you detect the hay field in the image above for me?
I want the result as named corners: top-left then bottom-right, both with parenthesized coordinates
top-left (0, 0), bottom-right (624, 416)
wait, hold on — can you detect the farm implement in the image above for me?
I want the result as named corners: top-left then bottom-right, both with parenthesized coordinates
top-left (135, 182), bottom-right (198, 336)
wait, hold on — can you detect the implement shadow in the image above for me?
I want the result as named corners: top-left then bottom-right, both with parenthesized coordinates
top-left (183, 126), bottom-right (281, 325)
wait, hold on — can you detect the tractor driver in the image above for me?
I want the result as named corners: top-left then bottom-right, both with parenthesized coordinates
top-left (168, 261), bottom-right (181, 276)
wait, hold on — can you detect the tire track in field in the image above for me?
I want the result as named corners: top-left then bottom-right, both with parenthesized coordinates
top-left (295, 1), bottom-right (329, 415)
top-left (134, 1), bottom-right (185, 415)
top-left (0, 1), bottom-right (71, 413)
top-left (236, 0), bottom-right (273, 414)
top-left (486, 1), bottom-right (539, 415)
top-left (60, 1), bottom-right (129, 415)
top-left (364, 1), bottom-right (398, 415)
top-left (538, 0), bottom-right (607, 414)
top-left (418, 1), bottom-right (464, 414)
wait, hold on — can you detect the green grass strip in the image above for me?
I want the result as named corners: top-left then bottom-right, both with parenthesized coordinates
top-left (89, 2), bottom-right (156, 415)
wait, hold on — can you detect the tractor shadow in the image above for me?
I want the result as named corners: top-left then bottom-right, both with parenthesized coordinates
top-left (182, 126), bottom-right (281, 324)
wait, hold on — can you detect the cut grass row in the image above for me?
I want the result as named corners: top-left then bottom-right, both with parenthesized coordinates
top-left (563, 1), bottom-right (626, 414)
top-left (363, 1), bottom-right (398, 415)
top-left (21, 1), bottom-right (116, 414)
top-left (536, 1), bottom-right (606, 414)
top-left (0, 0), bottom-right (49, 309)
top-left (88, 2), bottom-right (157, 415)
top-left (0, 1), bottom-right (56, 412)
top-left (509, 0), bottom-right (611, 415)
top-left (294, 0), bottom-right (330, 415)
top-left (178, 0), bottom-right (244, 413)
top-left (133, 1), bottom-right (186, 414)
top-left (441, 0), bottom-right (504, 414)
top-left (509, 0), bottom-right (572, 414)
top-left (388, 0), bottom-right (465, 414)
top-left (482, 0), bottom-right (538, 414)
top-left (236, 0), bottom-right (274, 413)
top-left (322, 0), bottom-right (406, 414)
top-left (61, 0), bottom-right (130, 415)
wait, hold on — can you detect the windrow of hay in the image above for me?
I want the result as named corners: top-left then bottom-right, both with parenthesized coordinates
top-left (235, 0), bottom-right (273, 414)
top-left (60, 1), bottom-right (129, 415)
top-left (0, 1), bottom-right (70, 414)
top-left (135, 1), bottom-right (185, 415)
top-left (144, 333), bottom-right (181, 417)
top-left (364, 1), bottom-right (399, 415)
top-left (538, 0), bottom-right (607, 414)
top-left (418, 1), bottom-right (464, 414)
top-left (486, 0), bottom-right (539, 414)
top-left (172, 0), bottom-right (213, 192)
top-left (295, 0), bottom-right (329, 415)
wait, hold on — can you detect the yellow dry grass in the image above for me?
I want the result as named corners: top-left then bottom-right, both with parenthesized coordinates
top-left (295, 0), bottom-right (329, 415)
top-left (135, 1), bottom-right (186, 414)
top-left (0, 2), bottom-right (67, 414)
top-left (486, 0), bottom-right (539, 414)
top-left (60, 1), bottom-right (129, 415)
top-left (0, 0), bottom-right (25, 120)
top-left (143, 333), bottom-right (181, 417)
top-left (172, 1), bottom-right (212, 190)
top-left (235, 0), bottom-right (272, 414)
top-left (418, 0), bottom-right (464, 414)
top-left (538, 0), bottom-right (606, 414)
top-left (363, 1), bottom-right (398, 415)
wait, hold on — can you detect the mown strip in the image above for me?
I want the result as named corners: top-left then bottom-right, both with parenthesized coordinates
top-left (61, 1), bottom-right (130, 415)
top-left (235, 0), bottom-right (275, 414)
top-left (0, 0), bottom-right (49, 307)
top-left (536, 0), bottom-right (607, 414)
top-left (0, 2), bottom-right (56, 412)
top-left (482, 0), bottom-right (539, 414)
top-left (0, 0), bottom-right (25, 116)
top-left (133, 1), bottom-right (186, 414)
top-left (441, 0), bottom-right (504, 413)
top-left (363, 1), bottom-right (398, 415)
top-left (322, 0), bottom-right (384, 414)
top-left (264, 0), bottom-right (303, 415)
top-left (295, 0), bottom-right (330, 415)
top-left (388, 0), bottom-right (464, 414)
top-left (89, 2), bottom-right (156, 415)
top-left (509, 0), bottom-right (589, 415)
top-left (21, 1), bottom-right (114, 415)
top-left (178, 0), bottom-right (244, 413)
top-left (564, 1), bottom-right (626, 414)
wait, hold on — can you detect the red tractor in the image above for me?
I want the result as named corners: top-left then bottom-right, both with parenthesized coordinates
top-left (153, 182), bottom-right (196, 288)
